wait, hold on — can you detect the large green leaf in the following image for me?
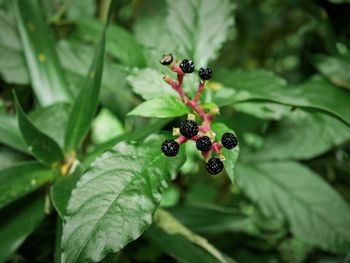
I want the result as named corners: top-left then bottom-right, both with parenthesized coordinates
top-left (30, 103), bottom-right (72, 149)
top-left (0, 146), bottom-right (28, 170)
top-left (211, 123), bottom-right (240, 182)
top-left (0, 113), bottom-right (27, 153)
top-left (61, 138), bottom-right (185, 263)
top-left (72, 17), bottom-right (146, 67)
top-left (215, 71), bottom-right (350, 127)
top-left (312, 54), bottom-right (350, 90)
top-left (64, 33), bottom-right (106, 153)
top-left (166, 0), bottom-right (235, 66)
top-left (127, 68), bottom-right (177, 100)
top-left (14, 94), bottom-right (65, 165)
top-left (13, 0), bottom-right (73, 106)
top-left (236, 161), bottom-right (350, 252)
top-left (0, 161), bottom-right (55, 209)
top-left (128, 96), bottom-right (189, 118)
top-left (0, 192), bottom-right (46, 263)
top-left (248, 109), bottom-right (350, 161)
top-left (57, 40), bottom-right (134, 119)
top-left (146, 210), bottom-right (233, 263)
top-left (0, 10), bottom-right (29, 84)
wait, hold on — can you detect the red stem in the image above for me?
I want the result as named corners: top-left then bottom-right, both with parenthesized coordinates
top-left (194, 81), bottom-right (205, 102)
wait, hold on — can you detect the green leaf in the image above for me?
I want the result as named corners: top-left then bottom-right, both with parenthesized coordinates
top-left (128, 96), bottom-right (189, 118)
top-left (312, 54), bottom-right (350, 90)
top-left (0, 146), bottom-right (28, 170)
top-left (167, 0), bottom-right (235, 66)
top-left (0, 161), bottom-right (55, 209)
top-left (0, 192), bottom-right (46, 263)
top-left (127, 68), bottom-right (178, 100)
top-left (236, 161), bottom-right (350, 252)
top-left (14, 94), bottom-right (65, 165)
top-left (169, 204), bottom-right (259, 236)
top-left (215, 70), bottom-right (350, 127)
top-left (83, 118), bottom-right (171, 167)
top-left (61, 138), bottom-right (185, 263)
top-left (64, 33), bottom-right (106, 153)
top-left (249, 109), bottom-right (350, 161)
top-left (51, 162), bottom-right (84, 219)
top-left (211, 123), bottom-right (240, 182)
top-left (0, 10), bottom-right (29, 84)
top-left (72, 17), bottom-right (146, 67)
top-left (146, 209), bottom-right (232, 263)
top-left (57, 40), bottom-right (134, 119)
top-left (30, 103), bottom-right (72, 149)
top-left (13, 0), bottom-right (73, 106)
top-left (0, 112), bottom-right (27, 153)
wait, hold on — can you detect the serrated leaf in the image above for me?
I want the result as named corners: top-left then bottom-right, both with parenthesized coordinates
top-left (236, 161), bottom-right (350, 252)
top-left (215, 70), bottom-right (350, 127)
top-left (312, 54), bottom-right (350, 90)
top-left (0, 192), bottom-right (46, 263)
top-left (127, 68), bottom-right (178, 100)
top-left (61, 138), bottom-right (185, 263)
top-left (72, 17), bottom-right (146, 67)
top-left (211, 123), bottom-right (239, 182)
top-left (167, 0), bottom-right (234, 66)
top-left (249, 109), bottom-right (350, 161)
top-left (0, 113), bottom-right (27, 153)
top-left (128, 96), bottom-right (189, 118)
top-left (13, 0), bottom-right (73, 106)
top-left (64, 32), bottom-right (106, 153)
top-left (0, 161), bottom-right (55, 209)
top-left (14, 94), bottom-right (65, 165)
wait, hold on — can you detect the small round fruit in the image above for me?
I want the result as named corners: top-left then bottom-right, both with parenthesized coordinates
top-left (179, 59), bottom-right (195, 73)
top-left (198, 67), bottom-right (213, 80)
top-left (196, 136), bottom-right (212, 152)
top-left (206, 158), bottom-right (224, 175)
top-left (161, 139), bottom-right (179, 157)
top-left (179, 120), bottom-right (199, 138)
top-left (160, 54), bottom-right (173, 65)
top-left (221, 132), bottom-right (238, 149)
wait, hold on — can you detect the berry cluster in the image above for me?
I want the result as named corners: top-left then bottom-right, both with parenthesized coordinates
top-left (159, 54), bottom-right (238, 175)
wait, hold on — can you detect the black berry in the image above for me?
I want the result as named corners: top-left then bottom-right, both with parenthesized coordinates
top-left (179, 120), bottom-right (199, 138)
top-left (221, 132), bottom-right (238, 149)
top-left (161, 139), bottom-right (179, 157)
top-left (160, 54), bottom-right (173, 65)
top-left (196, 136), bottom-right (212, 152)
top-left (179, 59), bottom-right (195, 73)
top-left (198, 68), bottom-right (213, 80)
top-left (206, 158), bottom-right (224, 175)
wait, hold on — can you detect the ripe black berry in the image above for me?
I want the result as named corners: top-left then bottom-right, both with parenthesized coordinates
top-left (221, 132), bottom-right (238, 149)
top-left (161, 139), bottom-right (179, 157)
top-left (179, 59), bottom-right (195, 73)
top-left (198, 68), bottom-right (213, 80)
top-left (179, 120), bottom-right (199, 138)
top-left (196, 136), bottom-right (212, 152)
top-left (160, 54), bottom-right (173, 65)
top-left (206, 158), bottom-right (224, 175)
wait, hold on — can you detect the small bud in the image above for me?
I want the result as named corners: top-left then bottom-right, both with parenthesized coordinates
top-left (187, 113), bottom-right (196, 121)
top-left (210, 106), bottom-right (220, 116)
top-left (219, 153), bottom-right (226, 161)
top-left (172, 127), bottom-right (180, 136)
top-left (160, 54), bottom-right (173, 65)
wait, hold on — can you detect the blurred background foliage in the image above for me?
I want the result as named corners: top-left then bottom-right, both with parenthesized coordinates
top-left (0, 0), bottom-right (350, 262)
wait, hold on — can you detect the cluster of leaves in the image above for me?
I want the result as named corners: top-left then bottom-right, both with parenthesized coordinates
top-left (0, 0), bottom-right (350, 262)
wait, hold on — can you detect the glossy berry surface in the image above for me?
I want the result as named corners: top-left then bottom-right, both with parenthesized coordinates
top-left (221, 132), bottom-right (238, 149)
top-left (179, 120), bottom-right (199, 138)
top-left (206, 158), bottom-right (224, 175)
top-left (198, 68), bottom-right (213, 80)
top-left (161, 139), bottom-right (179, 157)
top-left (179, 59), bottom-right (195, 73)
top-left (196, 136), bottom-right (212, 152)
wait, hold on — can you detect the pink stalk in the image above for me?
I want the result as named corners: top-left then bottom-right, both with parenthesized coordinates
top-left (194, 81), bottom-right (205, 102)
top-left (176, 135), bottom-right (187, 144)
top-left (212, 143), bottom-right (223, 153)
